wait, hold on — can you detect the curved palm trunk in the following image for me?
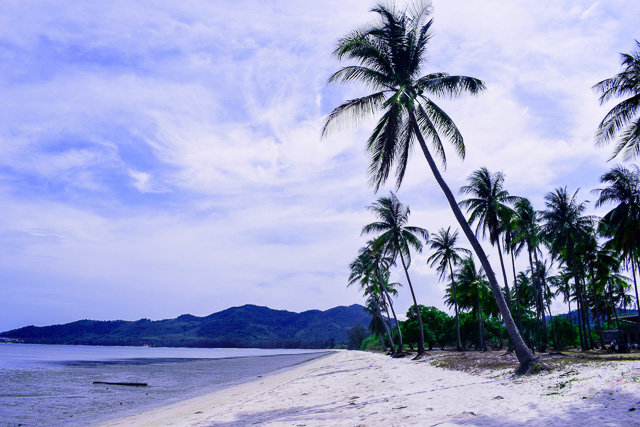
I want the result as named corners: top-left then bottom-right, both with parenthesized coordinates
top-left (374, 265), bottom-right (404, 352)
top-left (377, 274), bottom-right (404, 353)
top-left (409, 115), bottom-right (535, 369)
top-left (448, 259), bottom-right (463, 351)
top-left (380, 291), bottom-right (396, 349)
top-left (372, 295), bottom-right (396, 354)
top-left (398, 250), bottom-right (425, 355)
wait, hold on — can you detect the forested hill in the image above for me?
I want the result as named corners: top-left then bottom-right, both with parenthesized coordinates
top-left (0, 304), bottom-right (370, 349)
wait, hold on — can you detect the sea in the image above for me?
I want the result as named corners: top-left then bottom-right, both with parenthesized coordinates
top-left (0, 343), bottom-right (330, 426)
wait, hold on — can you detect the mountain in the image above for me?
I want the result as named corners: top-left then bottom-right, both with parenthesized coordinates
top-left (0, 304), bottom-right (371, 349)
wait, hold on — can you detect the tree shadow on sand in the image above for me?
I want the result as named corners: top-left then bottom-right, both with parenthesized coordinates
top-left (202, 387), bottom-right (640, 426)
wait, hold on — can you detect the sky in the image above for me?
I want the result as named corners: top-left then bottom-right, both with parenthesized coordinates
top-left (0, 0), bottom-right (639, 332)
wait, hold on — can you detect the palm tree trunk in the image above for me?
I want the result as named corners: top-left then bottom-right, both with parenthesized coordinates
top-left (409, 114), bottom-right (535, 370)
top-left (567, 295), bottom-right (576, 347)
top-left (580, 278), bottom-right (596, 349)
top-left (590, 266), bottom-right (606, 349)
top-left (608, 279), bottom-right (625, 343)
top-left (398, 249), bottom-right (425, 355)
top-left (510, 249), bottom-right (524, 334)
top-left (379, 280), bottom-right (404, 353)
top-left (496, 240), bottom-right (512, 310)
top-left (372, 295), bottom-right (395, 354)
top-left (547, 303), bottom-right (559, 350)
top-left (448, 260), bottom-right (463, 351)
top-left (532, 250), bottom-right (548, 352)
top-left (632, 258), bottom-right (640, 319)
top-left (567, 241), bottom-right (589, 350)
top-left (380, 291), bottom-right (396, 349)
top-left (528, 249), bottom-right (542, 351)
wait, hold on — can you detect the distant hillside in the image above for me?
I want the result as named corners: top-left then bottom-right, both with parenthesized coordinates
top-left (0, 304), bottom-right (371, 349)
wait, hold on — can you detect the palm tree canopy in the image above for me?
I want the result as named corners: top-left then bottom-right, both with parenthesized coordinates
top-left (512, 198), bottom-right (541, 255)
top-left (593, 40), bottom-right (640, 160)
top-left (322, 0), bottom-right (485, 190)
top-left (539, 187), bottom-right (597, 261)
top-left (594, 165), bottom-right (640, 257)
top-left (427, 226), bottom-right (471, 281)
top-left (459, 167), bottom-right (519, 245)
top-left (362, 192), bottom-right (429, 266)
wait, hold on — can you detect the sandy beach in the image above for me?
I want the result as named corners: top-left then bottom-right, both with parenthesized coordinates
top-left (100, 350), bottom-right (640, 426)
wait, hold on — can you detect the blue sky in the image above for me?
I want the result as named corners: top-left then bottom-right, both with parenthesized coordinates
top-left (1, 0), bottom-right (638, 331)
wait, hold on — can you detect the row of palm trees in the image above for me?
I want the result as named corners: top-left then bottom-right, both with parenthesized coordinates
top-left (350, 160), bottom-right (639, 357)
top-left (323, 1), bottom-right (640, 371)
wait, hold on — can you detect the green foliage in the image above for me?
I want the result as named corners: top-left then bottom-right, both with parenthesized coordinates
top-left (402, 305), bottom-right (452, 350)
top-left (360, 336), bottom-right (384, 351)
top-left (549, 316), bottom-right (577, 348)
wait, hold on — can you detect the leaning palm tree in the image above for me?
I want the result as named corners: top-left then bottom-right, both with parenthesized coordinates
top-left (593, 40), bottom-right (640, 160)
top-left (427, 227), bottom-right (470, 350)
top-left (539, 188), bottom-right (597, 350)
top-left (362, 192), bottom-right (429, 356)
top-left (459, 167), bottom-right (519, 311)
top-left (322, 0), bottom-right (535, 370)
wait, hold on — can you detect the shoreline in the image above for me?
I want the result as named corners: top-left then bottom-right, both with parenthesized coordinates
top-left (100, 350), bottom-right (640, 426)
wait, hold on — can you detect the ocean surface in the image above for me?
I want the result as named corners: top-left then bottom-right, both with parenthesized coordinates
top-left (0, 344), bottom-right (330, 426)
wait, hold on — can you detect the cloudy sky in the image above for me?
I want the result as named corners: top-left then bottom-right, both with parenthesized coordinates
top-left (0, 0), bottom-right (638, 332)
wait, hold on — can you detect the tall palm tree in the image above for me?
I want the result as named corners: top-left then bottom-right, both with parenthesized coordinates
top-left (512, 198), bottom-right (546, 351)
top-left (362, 192), bottom-right (429, 356)
top-left (594, 165), bottom-right (640, 314)
top-left (593, 41), bottom-right (640, 160)
top-left (540, 188), bottom-right (597, 350)
top-left (459, 167), bottom-right (519, 312)
top-left (500, 208), bottom-right (524, 333)
top-left (322, 0), bottom-right (535, 370)
top-left (427, 227), bottom-right (470, 350)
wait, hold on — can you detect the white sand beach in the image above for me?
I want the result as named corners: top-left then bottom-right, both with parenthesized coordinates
top-left (101, 350), bottom-right (640, 426)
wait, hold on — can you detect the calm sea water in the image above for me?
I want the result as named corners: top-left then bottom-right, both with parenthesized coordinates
top-left (0, 344), bottom-right (329, 426)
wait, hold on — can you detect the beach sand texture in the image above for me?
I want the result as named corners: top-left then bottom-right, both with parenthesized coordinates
top-left (101, 350), bottom-right (640, 426)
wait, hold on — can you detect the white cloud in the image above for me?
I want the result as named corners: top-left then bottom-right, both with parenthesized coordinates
top-left (0, 0), bottom-right (638, 331)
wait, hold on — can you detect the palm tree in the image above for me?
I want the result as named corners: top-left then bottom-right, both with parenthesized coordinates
top-left (459, 167), bottom-right (519, 312)
top-left (322, 0), bottom-right (535, 370)
top-left (348, 249), bottom-right (396, 353)
top-left (452, 256), bottom-right (491, 351)
top-left (540, 188), bottom-right (597, 350)
top-left (362, 192), bottom-right (429, 356)
top-left (427, 227), bottom-right (470, 350)
top-left (593, 41), bottom-right (640, 160)
top-left (500, 209), bottom-right (524, 333)
top-left (512, 198), bottom-right (546, 351)
top-left (594, 165), bottom-right (640, 314)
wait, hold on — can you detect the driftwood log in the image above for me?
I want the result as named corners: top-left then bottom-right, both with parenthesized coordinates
top-left (93, 381), bottom-right (148, 387)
